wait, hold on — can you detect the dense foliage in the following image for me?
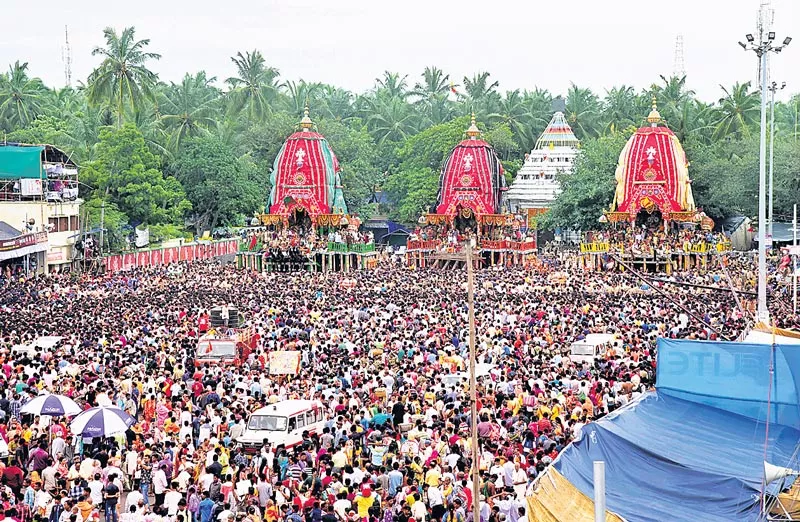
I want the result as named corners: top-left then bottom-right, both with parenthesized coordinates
top-left (1, 26), bottom-right (800, 236)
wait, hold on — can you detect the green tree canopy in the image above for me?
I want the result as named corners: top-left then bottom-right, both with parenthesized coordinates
top-left (172, 136), bottom-right (262, 233)
top-left (542, 132), bottom-right (629, 230)
top-left (81, 124), bottom-right (189, 225)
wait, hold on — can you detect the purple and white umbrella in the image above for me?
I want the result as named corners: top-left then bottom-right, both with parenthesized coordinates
top-left (70, 406), bottom-right (136, 437)
top-left (20, 393), bottom-right (82, 417)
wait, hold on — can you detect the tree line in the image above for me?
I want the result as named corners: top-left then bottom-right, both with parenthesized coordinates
top-left (1, 26), bottom-right (799, 240)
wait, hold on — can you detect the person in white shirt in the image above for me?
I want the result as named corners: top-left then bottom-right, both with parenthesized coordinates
top-left (120, 505), bottom-right (144, 522)
top-left (410, 492), bottom-right (426, 522)
top-left (164, 483), bottom-right (183, 516)
top-left (198, 470), bottom-right (214, 494)
top-left (502, 458), bottom-right (516, 489)
top-left (51, 436), bottom-right (66, 459)
top-left (426, 484), bottom-right (444, 520)
top-left (512, 462), bottom-right (528, 501)
top-left (88, 474), bottom-right (104, 506)
top-left (152, 466), bottom-right (169, 506)
top-left (175, 466), bottom-right (192, 493)
top-left (125, 490), bottom-right (144, 513)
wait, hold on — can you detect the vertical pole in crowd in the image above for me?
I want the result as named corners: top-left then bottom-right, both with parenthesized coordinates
top-left (756, 46), bottom-right (770, 324)
top-left (465, 242), bottom-right (481, 522)
top-left (794, 204), bottom-right (797, 314)
top-left (593, 460), bottom-right (606, 522)
top-left (99, 200), bottom-right (106, 259)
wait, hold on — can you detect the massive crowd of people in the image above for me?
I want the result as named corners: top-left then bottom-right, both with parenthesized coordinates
top-left (0, 250), bottom-right (794, 522)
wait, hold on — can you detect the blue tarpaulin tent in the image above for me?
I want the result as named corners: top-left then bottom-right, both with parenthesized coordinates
top-left (547, 338), bottom-right (800, 522)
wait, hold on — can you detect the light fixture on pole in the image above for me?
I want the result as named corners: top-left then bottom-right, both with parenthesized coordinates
top-left (738, 29), bottom-right (792, 325)
top-left (768, 80), bottom-right (787, 239)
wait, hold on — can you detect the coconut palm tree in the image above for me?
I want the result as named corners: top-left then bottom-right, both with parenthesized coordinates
top-left (565, 83), bottom-right (601, 140)
top-left (712, 82), bottom-right (760, 140)
top-left (159, 72), bottom-right (220, 152)
top-left (317, 85), bottom-right (355, 122)
top-left (412, 66), bottom-right (451, 100)
top-left (374, 71), bottom-right (409, 100)
top-left (365, 97), bottom-right (418, 144)
top-left (668, 99), bottom-right (714, 144)
top-left (128, 101), bottom-right (169, 158)
top-left (462, 72), bottom-right (500, 116)
top-left (412, 66), bottom-right (455, 126)
top-left (44, 86), bottom-right (84, 122)
top-left (0, 61), bottom-right (48, 130)
top-left (601, 85), bottom-right (639, 133)
top-left (86, 26), bottom-right (161, 127)
top-left (776, 94), bottom-right (800, 142)
top-left (417, 93), bottom-right (456, 127)
top-left (280, 80), bottom-right (322, 116)
top-left (225, 50), bottom-right (280, 123)
top-left (488, 89), bottom-right (542, 151)
top-left (521, 88), bottom-right (553, 141)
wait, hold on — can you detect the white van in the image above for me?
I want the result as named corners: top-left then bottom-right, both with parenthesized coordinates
top-left (236, 399), bottom-right (327, 453)
top-left (569, 334), bottom-right (617, 365)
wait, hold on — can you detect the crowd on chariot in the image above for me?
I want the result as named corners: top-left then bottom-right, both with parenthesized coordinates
top-left (239, 229), bottom-right (375, 255)
top-left (0, 251), bottom-right (795, 522)
top-left (582, 226), bottom-right (731, 257)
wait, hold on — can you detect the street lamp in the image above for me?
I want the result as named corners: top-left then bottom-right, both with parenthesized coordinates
top-left (738, 31), bottom-right (792, 325)
top-left (768, 80), bottom-right (787, 239)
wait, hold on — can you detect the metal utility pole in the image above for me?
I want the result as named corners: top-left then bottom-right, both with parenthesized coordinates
top-left (794, 204), bottom-right (798, 314)
top-left (739, 30), bottom-right (792, 325)
top-left (768, 80), bottom-right (786, 239)
top-left (594, 461), bottom-right (606, 522)
top-left (757, 45), bottom-right (770, 324)
top-left (465, 242), bottom-right (481, 522)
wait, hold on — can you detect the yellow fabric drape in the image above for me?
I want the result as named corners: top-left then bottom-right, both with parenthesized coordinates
top-left (527, 468), bottom-right (625, 522)
top-left (611, 137), bottom-right (633, 211)
top-left (670, 135), bottom-right (695, 211)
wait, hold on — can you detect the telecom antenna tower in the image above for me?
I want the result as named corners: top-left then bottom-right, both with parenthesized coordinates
top-left (756, 0), bottom-right (774, 86)
top-left (672, 34), bottom-right (686, 78)
top-left (62, 25), bottom-right (72, 88)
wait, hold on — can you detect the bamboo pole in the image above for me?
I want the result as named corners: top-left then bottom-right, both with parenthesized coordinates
top-left (465, 242), bottom-right (481, 522)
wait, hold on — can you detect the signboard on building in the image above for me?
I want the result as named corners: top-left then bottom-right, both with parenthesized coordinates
top-left (0, 232), bottom-right (47, 252)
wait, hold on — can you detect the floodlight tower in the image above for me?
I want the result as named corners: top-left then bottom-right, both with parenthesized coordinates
top-left (738, 30), bottom-right (792, 324)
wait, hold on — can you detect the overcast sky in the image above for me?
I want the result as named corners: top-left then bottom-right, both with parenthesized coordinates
top-left (1, 0), bottom-right (797, 105)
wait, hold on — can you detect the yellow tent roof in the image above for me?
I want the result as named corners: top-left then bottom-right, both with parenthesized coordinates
top-left (753, 322), bottom-right (800, 339)
top-left (527, 467), bottom-right (625, 522)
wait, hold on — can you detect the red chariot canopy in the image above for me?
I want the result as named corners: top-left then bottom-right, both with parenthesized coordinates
top-left (435, 138), bottom-right (505, 217)
top-left (610, 103), bottom-right (695, 218)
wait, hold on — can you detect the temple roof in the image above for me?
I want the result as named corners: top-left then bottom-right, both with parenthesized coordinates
top-left (534, 112), bottom-right (580, 150)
